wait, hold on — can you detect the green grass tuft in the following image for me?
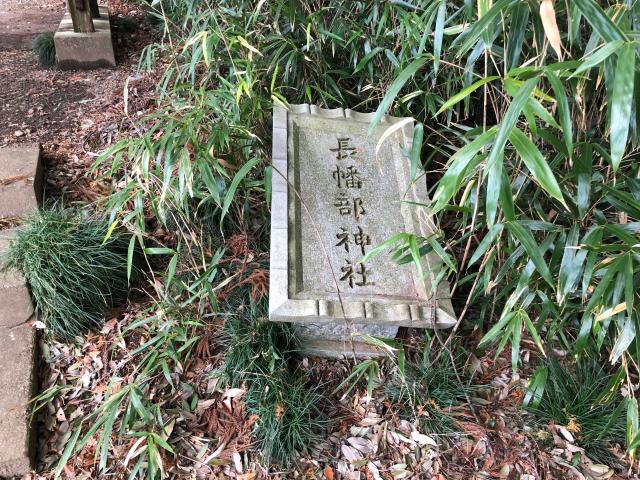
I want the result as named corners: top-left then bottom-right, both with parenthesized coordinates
top-left (527, 357), bottom-right (625, 463)
top-left (219, 292), bottom-right (327, 466)
top-left (220, 292), bottom-right (298, 383)
top-left (245, 373), bottom-right (328, 466)
top-left (2, 206), bottom-right (136, 339)
top-left (31, 32), bottom-right (56, 68)
top-left (385, 348), bottom-right (478, 436)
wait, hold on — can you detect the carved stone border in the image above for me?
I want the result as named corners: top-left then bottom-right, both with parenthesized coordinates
top-left (269, 104), bottom-right (456, 329)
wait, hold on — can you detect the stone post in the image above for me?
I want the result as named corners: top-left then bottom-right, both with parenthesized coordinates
top-left (54, 4), bottom-right (116, 69)
top-left (67, 0), bottom-right (95, 33)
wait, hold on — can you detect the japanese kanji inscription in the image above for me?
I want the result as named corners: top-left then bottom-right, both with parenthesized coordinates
top-left (269, 104), bottom-right (455, 356)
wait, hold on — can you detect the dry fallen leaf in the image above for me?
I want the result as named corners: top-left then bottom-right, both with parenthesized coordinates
top-left (236, 473), bottom-right (256, 480)
top-left (539, 0), bottom-right (563, 60)
top-left (341, 444), bottom-right (363, 463)
top-left (323, 465), bottom-right (335, 480)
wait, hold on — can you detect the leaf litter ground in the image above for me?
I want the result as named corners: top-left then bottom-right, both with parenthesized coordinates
top-left (0, 0), bottom-right (634, 479)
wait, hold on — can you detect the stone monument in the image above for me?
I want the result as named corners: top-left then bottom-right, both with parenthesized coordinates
top-left (269, 105), bottom-right (455, 357)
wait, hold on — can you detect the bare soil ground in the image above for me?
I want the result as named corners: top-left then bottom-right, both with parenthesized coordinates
top-left (0, 0), bottom-right (63, 51)
top-left (0, 0), bottom-right (157, 200)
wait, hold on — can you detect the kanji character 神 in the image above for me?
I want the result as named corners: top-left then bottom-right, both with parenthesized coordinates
top-left (353, 226), bottom-right (371, 255)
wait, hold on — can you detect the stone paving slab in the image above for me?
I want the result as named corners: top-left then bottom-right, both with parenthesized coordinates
top-left (0, 145), bottom-right (42, 218)
top-left (0, 229), bottom-right (37, 478)
top-left (0, 143), bottom-right (42, 477)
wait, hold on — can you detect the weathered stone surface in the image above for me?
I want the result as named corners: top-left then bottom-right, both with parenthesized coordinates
top-left (294, 323), bottom-right (398, 358)
top-left (0, 145), bottom-right (42, 218)
top-left (269, 105), bottom-right (455, 356)
top-left (0, 229), bottom-right (36, 477)
top-left (54, 6), bottom-right (115, 70)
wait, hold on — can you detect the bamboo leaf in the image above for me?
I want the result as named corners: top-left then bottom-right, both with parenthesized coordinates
top-left (545, 70), bottom-right (573, 155)
top-left (410, 123), bottom-right (424, 182)
top-left (625, 254), bottom-right (634, 319)
top-left (478, 311), bottom-right (516, 348)
top-left (506, 2), bottom-right (529, 70)
top-left (523, 367), bottom-right (548, 408)
top-left (436, 76), bottom-right (499, 115)
top-left (361, 233), bottom-right (409, 263)
top-left (509, 128), bottom-right (564, 203)
top-left (432, 128), bottom-right (497, 213)
top-left (499, 169), bottom-right (516, 221)
top-left (375, 117), bottom-right (414, 154)
top-left (539, 0), bottom-right (563, 60)
top-left (469, 223), bottom-right (504, 266)
top-left (433, 0), bottom-right (446, 73)
top-left (627, 397), bottom-right (639, 455)
top-left (54, 426), bottom-right (82, 478)
top-left (569, 40), bottom-right (625, 78)
top-left (511, 313), bottom-right (522, 371)
top-left (409, 235), bottom-right (424, 280)
top-left (427, 236), bottom-right (456, 271)
top-left (454, 0), bottom-right (518, 56)
top-left (220, 157), bottom-right (260, 229)
top-left (522, 311), bottom-right (545, 355)
top-left (166, 253), bottom-right (178, 290)
top-left (127, 235), bottom-right (136, 282)
top-left (486, 149), bottom-right (503, 229)
top-left (610, 44), bottom-right (636, 171)
top-left (369, 57), bottom-right (427, 133)
top-left (610, 316), bottom-right (635, 364)
top-left (485, 76), bottom-right (539, 227)
top-left (573, 0), bottom-right (626, 43)
top-left (506, 221), bottom-right (553, 287)
top-left (353, 47), bottom-right (383, 74)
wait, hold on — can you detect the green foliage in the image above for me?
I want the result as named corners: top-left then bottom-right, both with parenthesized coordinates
top-left (385, 345), bottom-right (477, 436)
top-left (335, 358), bottom-right (382, 399)
top-left (245, 372), bottom-right (328, 466)
top-left (92, 0), bottom-right (640, 459)
top-left (525, 357), bottom-right (625, 463)
top-left (32, 32), bottom-right (56, 67)
top-left (2, 207), bottom-right (134, 339)
top-left (219, 294), bottom-right (328, 466)
top-left (354, 0), bottom-right (640, 441)
top-left (42, 306), bottom-right (203, 478)
top-left (220, 293), bottom-right (298, 383)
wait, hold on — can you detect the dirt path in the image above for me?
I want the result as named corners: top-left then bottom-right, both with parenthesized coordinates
top-left (0, 0), bottom-right (156, 200)
top-left (0, 0), bottom-right (63, 51)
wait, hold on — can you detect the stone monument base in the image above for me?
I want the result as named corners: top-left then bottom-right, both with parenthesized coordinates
top-left (54, 6), bottom-right (116, 70)
top-left (295, 322), bottom-right (398, 358)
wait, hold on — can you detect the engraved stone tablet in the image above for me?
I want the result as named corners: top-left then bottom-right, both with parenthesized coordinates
top-left (269, 104), bottom-right (455, 357)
